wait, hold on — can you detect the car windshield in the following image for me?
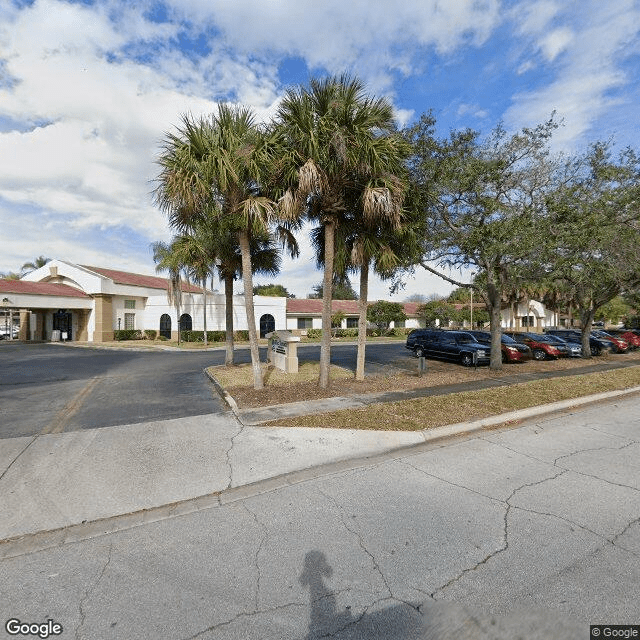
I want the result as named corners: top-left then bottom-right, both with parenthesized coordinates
top-left (528, 334), bottom-right (552, 343)
top-left (501, 334), bottom-right (517, 344)
top-left (455, 335), bottom-right (477, 344)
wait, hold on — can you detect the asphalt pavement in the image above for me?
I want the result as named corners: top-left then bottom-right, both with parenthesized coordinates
top-left (1, 389), bottom-right (639, 639)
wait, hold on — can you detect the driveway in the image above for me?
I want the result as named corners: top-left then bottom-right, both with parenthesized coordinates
top-left (0, 342), bottom-right (411, 438)
top-left (0, 344), bottom-right (230, 438)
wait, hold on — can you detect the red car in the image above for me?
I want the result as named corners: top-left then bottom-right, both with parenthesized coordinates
top-left (504, 332), bottom-right (562, 360)
top-left (607, 329), bottom-right (640, 349)
top-left (591, 330), bottom-right (629, 353)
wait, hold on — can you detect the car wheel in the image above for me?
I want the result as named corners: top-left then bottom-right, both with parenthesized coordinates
top-left (591, 345), bottom-right (601, 356)
top-left (415, 346), bottom-right (425, 358)
top-left (461, 352), bottom-right (473, 367)
top-left (533, 348), bottom-right (546, 361)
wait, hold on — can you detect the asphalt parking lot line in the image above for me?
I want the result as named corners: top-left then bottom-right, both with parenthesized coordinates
top-left (41, 377), bottom-right (101, 435)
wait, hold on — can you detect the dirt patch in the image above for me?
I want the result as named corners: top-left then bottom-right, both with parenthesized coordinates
top-left (210, 350), bottom-right (640, 409)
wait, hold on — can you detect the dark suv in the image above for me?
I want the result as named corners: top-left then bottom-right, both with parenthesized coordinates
top-left (405, 329), bottom-right (439, 352)
top-left (466, 330), bottom-right (532, 363)
top-left (407, 330), bottom-right (490, 366)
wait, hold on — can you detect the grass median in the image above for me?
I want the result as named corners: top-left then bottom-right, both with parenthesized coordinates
top-left (263, 365), bottom-right (640, 431)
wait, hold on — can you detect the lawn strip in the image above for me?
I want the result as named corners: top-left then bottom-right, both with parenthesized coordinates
top-left (264, 366), bottom-right (640, 431)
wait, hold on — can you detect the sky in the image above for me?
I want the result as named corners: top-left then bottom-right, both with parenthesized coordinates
top-left (1, 0), bottom-right (639, 300)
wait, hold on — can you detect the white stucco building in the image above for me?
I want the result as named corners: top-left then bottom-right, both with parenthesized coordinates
top-left (1, 260), bottom-right (286, 342)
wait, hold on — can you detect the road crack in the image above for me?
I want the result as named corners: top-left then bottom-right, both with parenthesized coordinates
top-left (75, 543), bottom-right (113, 640)
top-left (180, 602), bottom-right (305, 639)
top-left (225, 421), bottom-right (245, 490)
top-left (316, 486), bottom-right (392, 599)
top-left (431, 470), bottom-right (568, 598)
top-left (241, 503), bottom-right (269, 611)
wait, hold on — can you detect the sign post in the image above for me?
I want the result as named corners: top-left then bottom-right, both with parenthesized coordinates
top-left (266, 330), bottom-right (300, 373)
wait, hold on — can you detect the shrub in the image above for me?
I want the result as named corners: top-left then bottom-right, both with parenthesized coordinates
top-left (233, 330), bottom-right (249, 342)
top-left (335, 328), bottom-right (358, 338)
top-left (180, 330), bottom-right (229, 342)
top-left (306, 329), bottom-right (322, 339)
top-left (385, 327), bottom-right (406, 337)
top-left (114, 329), bottom-right (142, 341)
top-left (144, 329), bottom-right (157, 340)
top-left (366, 328), bottom-right (381, 337)
top-left (157, 335), bottom-right (169, 341)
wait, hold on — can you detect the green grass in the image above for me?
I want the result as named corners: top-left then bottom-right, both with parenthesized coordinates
top-left (267, 366), bottom-right (640, 431)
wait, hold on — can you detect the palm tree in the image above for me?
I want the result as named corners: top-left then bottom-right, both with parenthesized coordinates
top-left (275, 75), bottom-right (405, 388)
top-left (151, 240), bottom-right (185, 344)
top-left (155, 105), bottom-right (282, 389)
top-left (215, 226), bottom-right (283, 365)
top-left (167, 229), bottom-right (217, 346)
top-left (21, 256), bottom-right (51, 275)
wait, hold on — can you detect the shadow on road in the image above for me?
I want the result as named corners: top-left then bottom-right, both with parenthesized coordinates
top-left (299, 550), bottom-right (584, 640)
top-left (299, 550), bottom-right (424, 639)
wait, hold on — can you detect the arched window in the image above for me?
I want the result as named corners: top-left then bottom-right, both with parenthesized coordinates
top-left (259, 314), bottom-right (275, 338)
top-left (159, 314), bottom-right (171, 338)
top-left (179, 313), bottom-right (193, 332)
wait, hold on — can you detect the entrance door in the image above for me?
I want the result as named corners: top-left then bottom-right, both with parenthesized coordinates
top-left (53, 309), bottom-right (72, 341)
top-left (159, 314), bottom-right (172, 338)
top-left (260, 314), bottom-right (275, 338)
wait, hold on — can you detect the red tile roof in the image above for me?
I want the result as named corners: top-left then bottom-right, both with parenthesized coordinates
top-left (0, 280), bottom-right (91, 298)
top-left (286, 299), bottom-right (424, 316)
top-left (81, 266), bottom-right (203, 293)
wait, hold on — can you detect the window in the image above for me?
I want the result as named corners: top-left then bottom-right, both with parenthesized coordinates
top-left (346, 317), bottom-right (358, 328)
top-left (179, 314), bottom-right (192, 331)
top-left (521, 315), bottom-right (535, 327)
top-left (124, 300), bottom-right (136, 309)
top-left (394, 319), bottom-right (406, 328)
top-left (297, 317), bottom-right (313, 329)
top-left (124, 313), bottom-right (135, 330)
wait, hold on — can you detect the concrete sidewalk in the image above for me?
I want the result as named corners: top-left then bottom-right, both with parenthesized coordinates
top-left (2, 379), bottom-right (639, 559)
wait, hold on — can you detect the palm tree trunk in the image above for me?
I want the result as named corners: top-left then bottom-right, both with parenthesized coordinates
top-left (319, 219), bottom-right (336, 389)
top-left (355, 258), bottom-right (369, 381)
top-left (239, 230), bottom-right (263, 390)
top-left (202, 280), bottom-right (208, 346)
top-left (224, 271), bottom-right (235, 366)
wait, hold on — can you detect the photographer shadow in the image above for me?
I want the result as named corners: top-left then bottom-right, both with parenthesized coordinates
top-left (299, 550), bottom-right (425, 640)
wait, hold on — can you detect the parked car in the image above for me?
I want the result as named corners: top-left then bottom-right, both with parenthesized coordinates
top-left (538, 333), bottom-right (583, 357)
top-left (544, 329), bottom-right (609, 356)
top-left (0, 326), bottom-right (19, 340)
top-left (408, 330), bottom-right (490, 366)
top-left (405, 329), bottom-right (440, 352)
top-left (504, 332), bottom-right (563, 360)
top-left (465, 330), bottom-right (532, 363)
top-left (590, 330), bottom-right (629, 353)
top-left (607, 329), bottom-right (640, 349)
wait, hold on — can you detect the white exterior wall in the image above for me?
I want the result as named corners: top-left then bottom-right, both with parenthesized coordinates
top-left (144, 293), bottom-right (287, 333)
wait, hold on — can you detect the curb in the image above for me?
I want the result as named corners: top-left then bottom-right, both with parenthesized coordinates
top-left (204, 368), bottom-right (241, 418)
top-left (2, 384), bottom-right (639, 559)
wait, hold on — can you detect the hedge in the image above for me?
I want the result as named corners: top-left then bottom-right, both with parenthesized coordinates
top-left (180, 330), bottom-right (227, 342)
top-left (114, 329), bottom-right (142, 341)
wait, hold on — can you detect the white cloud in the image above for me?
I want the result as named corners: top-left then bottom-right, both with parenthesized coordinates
top-left (539, 27), bottom-right (574, 62)
top-left (515, 0), bottom-right (561, 35)
top-left (457, 103), bottom-right (489, 119)
top-left (167, 0), bottom-right (501, 84)
top-left (506, 0), bottom-right (640, 149)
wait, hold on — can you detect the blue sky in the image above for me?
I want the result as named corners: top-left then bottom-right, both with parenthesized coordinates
top-left (1, 0), bottom-right (639, 300)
